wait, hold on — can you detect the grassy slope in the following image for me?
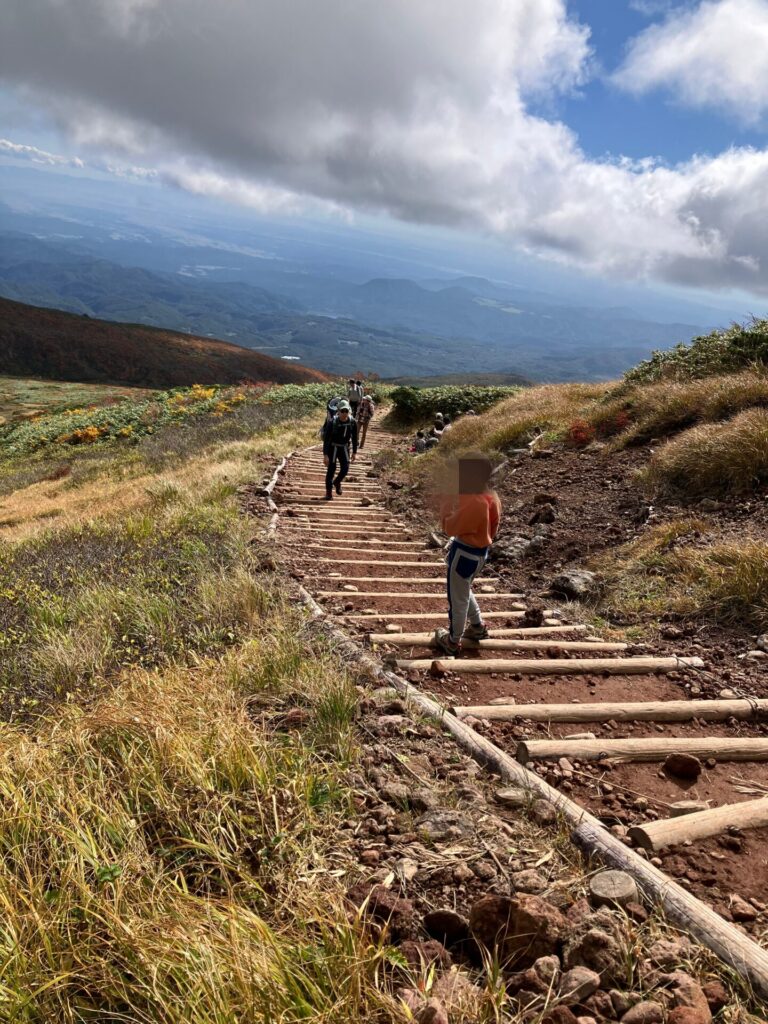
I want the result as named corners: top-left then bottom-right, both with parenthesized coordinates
top-left (0, 296), bottom-right (327, 388)
top-left (0, 376), bottom-right (156, 427)
top-left (0, 383), bottom-right (405, 1020)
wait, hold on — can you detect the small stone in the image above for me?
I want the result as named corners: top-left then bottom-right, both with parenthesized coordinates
top-left (342, 584), bottom-right (359, 592)
top-left (666, 1009), bottom-right (711, 1024)
top-left (346, 883), bottom-right (415, 939)
top-left (431, 970), bottom-right (484, 1014)
top-left (621, 1001), bottom-right (664, 1024)
top-left (589, 870), bottom-right (638, 909)
top-left (746, 650), bottom-right (768, 660)
top-left (666, 971), bottom-right (712, 1021)
top-left (359, 849), bottom-right (380, 866)
top-left (670, 801), bottom-right (710, 817)
top-left (729, 893), bottom-right (758, 921)
top-left (396, 858), bottom-right (420, 882)
top-left (542, 1008), bottom-right (579, 1024)
top-left (415, 998), bottom-right (448, 1024)
top-left (647, 937), bottom-right (693, 968)
top-left (610, 991), bottom-right (635, 1017)
top-left (701, 980), bottom-right (728, 1013)
top-left (423, 909), bottom-right (470, 945)
top-left (399, 940), bottom-right (451, 970)
top-left (380, 782), bottom-right (410, 806)
top-left (531, 798), bottom-right (558, 826)
top-left (718, 688), bottom-right (737, 699)
top-left (559, 965), bottom-right (601, 1004)
top-left (511, 868), bottom-right (547, 894)
top-left (415, 809), bottom-right (473, 841)
top-left (384, 623), bottom-right (403, 634)
top-left (360, 497), bottom-right (373, 507)
top-left (495, 787), bottom-right (529, 808)
top-left (453, 862), bottom-right (475, 884)
top-left (663, 753), bottom-right (702, 781)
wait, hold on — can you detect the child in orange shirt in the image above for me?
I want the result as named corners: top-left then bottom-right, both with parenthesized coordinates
top-left (434, 454), bottom-right (501, 656)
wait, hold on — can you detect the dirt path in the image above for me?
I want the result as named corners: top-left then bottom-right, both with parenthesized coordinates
top-left (272, 421), bottom-right (768, 947)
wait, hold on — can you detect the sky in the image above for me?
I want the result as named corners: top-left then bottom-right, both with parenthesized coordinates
top-left (1, 0), bottom-right (768, 302)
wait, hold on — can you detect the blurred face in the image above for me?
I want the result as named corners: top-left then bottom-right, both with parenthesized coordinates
top-left (339, 409), bottom-right (350, 421)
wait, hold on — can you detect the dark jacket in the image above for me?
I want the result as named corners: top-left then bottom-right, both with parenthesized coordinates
top-left (322, 415), bottom-right (358, 456)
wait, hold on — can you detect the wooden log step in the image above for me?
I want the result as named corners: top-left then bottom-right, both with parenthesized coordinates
top-left (470, 697), bottom-right (768, 722)
top-left (517, 736), bottom-right (768, 764)
top-left (347, 610), bottom-right (534, 621)
top-left (368, 625), bottom-right (590, 642)
top-left (304, 547), bottom-right (431, 558)
top-left (317, 591), bottom-right (525, 600)
top-left (309, 539), bottom-right (422, 548)
top-left (396, 655), bottom-right (703, 675)
top-left (629, 797), bottom-right (768, 851)
top-left (311, 576), bottom-right (448, 584)
top-left (317, 559), bottom-right (445, 568)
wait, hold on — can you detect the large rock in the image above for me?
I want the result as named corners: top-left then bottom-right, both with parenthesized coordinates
top-left (559, 965), bottom-right (601, 1004)
top-left (666, 1009), bottom-right (711, 1024)
top-left (469, 893), bottom-right (566, 968)
top-left (549, 570), bottom-right (600, 601)
top-left (346, 884), bottom-right (415, 940)
top-left (562, 908), bottom-right (626, 985)
top-left (621, 1002), bottom-right (664, 1024)
top-left (666, 972), bottom-right (712, 1022)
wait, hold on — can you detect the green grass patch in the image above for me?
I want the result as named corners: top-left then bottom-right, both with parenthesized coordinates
top-left (625, 317), bottom-right (768, 384)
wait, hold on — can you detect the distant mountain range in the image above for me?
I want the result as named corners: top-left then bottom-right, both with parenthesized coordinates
top-left (0, 296), bottom-right (326, 388)
top-left (0, 227), bottom-right (710, 381)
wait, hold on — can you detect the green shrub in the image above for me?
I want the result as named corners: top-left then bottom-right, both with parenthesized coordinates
top-left (641, 407), bottom-right (768, 498)
top-left (390, 384), bottom-right (520, 421)
top-left (625, 318), bottom-right (768, 385)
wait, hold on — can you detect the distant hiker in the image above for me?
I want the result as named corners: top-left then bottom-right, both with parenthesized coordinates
top-left (322, 399), bottom-right (358, 499)
top-left (442, 414), bottom-right (453, 433)
top-left (412, 429), bottom-right (427, 453)
top-left (357, 393), bottom-right (375, 449)
top-left (346, 378), bottom-right (362, 420)
top-left (429, 417), bottom-right (444, 441)
top-left (434, 453), bottom-right (501, 656)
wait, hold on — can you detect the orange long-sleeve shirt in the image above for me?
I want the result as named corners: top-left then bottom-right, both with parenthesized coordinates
top-left (440, 491), bottom-right (501, 549)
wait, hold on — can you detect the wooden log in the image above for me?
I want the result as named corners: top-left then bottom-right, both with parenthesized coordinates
top-left (517, 737), bottom-right (768, 764)
top-left (381, 638), bottom-right (625, 653)
top-left (459, 697), bottom-right (768, 722)
top-left (316, 577), bottom-right (447, 584)
top-left (317, 591), bottom-right (525, 600)
top-left (396, 656), bottom-right (703, 675)
top-left (296, 585), bottom-right (768, 997)
top-left (368, 625), bottom-right (590, 642)
top-left (315, 559), bottom-right (445, 567)
top-left (629, 797), bottom-right (768, 852)
top-left (348, 610), bottom-right (530, 621)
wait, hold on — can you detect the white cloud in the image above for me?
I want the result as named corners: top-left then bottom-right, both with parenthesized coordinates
top-left (615, 0), bottom-right (768, 123)
top-left (0, 137), bottom-right (84, 168)
top-left (1, 0), bottom-right (768, 294)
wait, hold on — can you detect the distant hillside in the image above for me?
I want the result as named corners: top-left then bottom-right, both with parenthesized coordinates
top-left (0, 297), bottom-right (327, 388)
top-left (385, 371), bottom-right (531, 387)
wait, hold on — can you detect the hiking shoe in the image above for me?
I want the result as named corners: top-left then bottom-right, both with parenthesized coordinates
top-left (324, 490), bottom-right (333, 501)
top-left (334, 481), bottom-right (343, 495)
top-left (463, 622), bottom-right (490, 641)
top-left (433, 628), bottom-right (461, 657)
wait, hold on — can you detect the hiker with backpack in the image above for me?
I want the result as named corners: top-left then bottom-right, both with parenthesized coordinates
top-left (322, 399), bottom-right (358, 500)
top-left (346, 379), bottom-right (362, 420)
top-left (357, 393), bottom-right (375, 449)
top-left (433, 452), bottom-right (501, 656)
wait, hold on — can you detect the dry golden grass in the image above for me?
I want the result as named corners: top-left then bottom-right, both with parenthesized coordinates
top-left (438, 382), bottom-right (611, 454)
top-left (595, 520), bottom-right (768, 630)
top-left (641, 407), bottom-right (768, 498)
top-left (589, 369), bottom-right (768, 445)
top-left (0, 622), bottom-right (404, 1022)
top-left (0, 414), bottom-right (322, 543)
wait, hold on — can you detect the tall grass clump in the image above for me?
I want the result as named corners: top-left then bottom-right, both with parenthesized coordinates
top-left (587, 370), bottom-right (768, 445)
top-left (390, 384), bottom-right (520, 422)
top-left (0, 628), bottom-right (400, 1022)
top-left (641, 407), bottom-right (768, 499)
top-left (625, 317), bottom-right (768, 384)
top-left (438, 383), bottom-right (610, 453)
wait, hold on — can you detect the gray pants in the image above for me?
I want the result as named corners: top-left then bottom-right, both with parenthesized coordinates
top-left (446, 540), bottom-right (487, 642)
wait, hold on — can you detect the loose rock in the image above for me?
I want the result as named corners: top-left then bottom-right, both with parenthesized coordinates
top-left (549, 570), bottom-right (599, 601)
top-left (663, 753), bottom-right (702, 781)
top-left (512, 868), bottom-right (548, 894)
top-left (666, 972), bottom-right (712, 1022)
top-left (531, 798), bottom-right (558, 826)
top-left (559, 966), bottom-right (601, 1004)
top-left (415, 809), bottom-right (473, 841)
top-left (469, 893), bottom-right (566, 967)
top-left (621, 1001), bottom-right (664, 1024)
top-left (495, 787), bottom-right (530, 808)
